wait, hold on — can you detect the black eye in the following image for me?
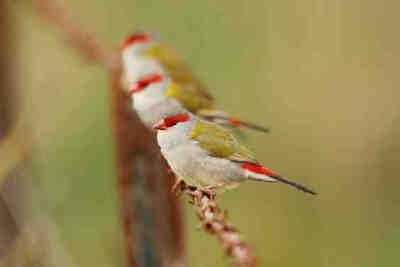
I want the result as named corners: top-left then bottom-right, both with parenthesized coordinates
top-left (166, 121), bottom-right (178, 127)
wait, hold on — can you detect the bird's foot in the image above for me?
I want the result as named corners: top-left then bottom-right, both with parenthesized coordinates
top-left (199, 186), bottom-right (217, 200)
top-left (171, 179), bottom-right (187, 197)
top-left (167, 167), bottom-right (174, 175)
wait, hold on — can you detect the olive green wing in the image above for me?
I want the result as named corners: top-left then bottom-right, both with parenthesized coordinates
top-left (165, 81), bottom-right (214, 112)
top-left (144, 43), bottom-right (214, 101)
top-left (189, 120), bottom-right (258, 164)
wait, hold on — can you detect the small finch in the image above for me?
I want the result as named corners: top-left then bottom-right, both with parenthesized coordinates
top-left (121, 32), bottom-right (269, 133)
top-left (154, 113), bottom-right (316, 195)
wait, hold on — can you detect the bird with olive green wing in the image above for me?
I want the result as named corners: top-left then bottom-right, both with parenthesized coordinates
top-left (155, 113), bottom-right (316, 195)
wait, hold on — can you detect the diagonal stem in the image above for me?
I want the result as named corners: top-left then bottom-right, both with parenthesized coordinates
top-left (184, 185), bottom-right (256, 267)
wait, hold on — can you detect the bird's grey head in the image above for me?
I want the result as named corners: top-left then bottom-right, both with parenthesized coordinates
top-left (120, 31), bottom-right (160, 54)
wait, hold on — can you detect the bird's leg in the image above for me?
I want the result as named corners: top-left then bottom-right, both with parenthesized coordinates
top-left (185, 185), bottom-right (198, 204)
top-left (166, 166), bottom-right (174, 175)
top-left (200, 186), bottom-right (217, 200)
top-left (171, 178), bottom-right (187, 197)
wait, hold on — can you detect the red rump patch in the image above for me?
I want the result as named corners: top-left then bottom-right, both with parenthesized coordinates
top-left (129, 74), bottom-right (163, 94)
top-left (120, 33), bottom-right (149, 48)
top-left (229, 117), bottom-right (242, 126)
top-left (241, 162), bottom-right (278, 176)
top-left (164, 113), bottom-right (190, 127)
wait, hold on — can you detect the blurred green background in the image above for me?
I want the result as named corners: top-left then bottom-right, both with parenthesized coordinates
top-left (15, 0), bottom-right (400, 266)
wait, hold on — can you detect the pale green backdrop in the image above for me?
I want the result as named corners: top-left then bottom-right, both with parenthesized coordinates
top-left (16, 1), bottom-right (400, 266)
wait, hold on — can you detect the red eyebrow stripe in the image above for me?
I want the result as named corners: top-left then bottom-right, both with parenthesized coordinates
top-left (129, 74), bottom-right (163, 94)
top-left (120, 33), bottom-right (149, 48)
top-left (241, 162), bottom-right (278, 176)
top-left (164, 113), bottom-right (190, 125)
top-left (229, 116), bottom-right (242, 126)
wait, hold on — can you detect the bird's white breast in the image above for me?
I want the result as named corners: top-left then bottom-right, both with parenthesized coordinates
top-left (157, 121), bottom-right (247, 188)
top-left (122, 45), bottom-right (165, 84)
top-left (132, 83), bottom-right (187, 127)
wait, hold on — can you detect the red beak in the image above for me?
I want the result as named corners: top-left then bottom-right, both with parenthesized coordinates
top-left (153, 120), bottom-right (167, 130)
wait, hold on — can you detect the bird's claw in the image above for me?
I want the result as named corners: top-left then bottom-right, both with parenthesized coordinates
top-left (200, 186), bottom-right (216, 200)
top-left (167, 168), bottom-right (174, 175)
top-left (171, 179), bottom-right (187, 197)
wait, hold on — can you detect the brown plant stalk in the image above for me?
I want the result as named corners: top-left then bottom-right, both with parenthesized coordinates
top-left (178, 183), bottom-right (256, 267)
top-left (31, 1), bottom-right (257, 267)
top-left (31, 0), bottom-right (184, 266)
top-left (33, 0), bottom-right (118, 68)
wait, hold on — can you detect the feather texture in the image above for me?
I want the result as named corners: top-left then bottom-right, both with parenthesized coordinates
top-left (165, 81), bottom-right (214, 111)
top-left (189, 120), bottom-right (258, 163)
top-left (144, 43), bottom-right (214, 100)
top-left (241, 162), bottom-right (316, 195)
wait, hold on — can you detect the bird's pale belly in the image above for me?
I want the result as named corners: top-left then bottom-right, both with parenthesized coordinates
top-left (162, 143), bottom-right (246, 189)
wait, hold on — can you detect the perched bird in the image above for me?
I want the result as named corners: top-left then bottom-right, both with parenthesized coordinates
top-left (154, 113), bottom-right (316, 195)
top-left (121, 31), bottom-right (269, 133)
top-left (129, 73), bottom-right (186, 127)
top-left (120, 31), bottom-right (211, 99)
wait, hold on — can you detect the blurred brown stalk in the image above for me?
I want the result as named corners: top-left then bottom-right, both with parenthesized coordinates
top-left (184, 186), bottom-right (256, 267)
top-left (0, 1), bottom-right (37, 266)
top-left (31, 0), bottom-right (185, 266)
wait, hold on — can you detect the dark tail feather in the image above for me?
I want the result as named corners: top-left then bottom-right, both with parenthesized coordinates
top-left (236, 120), bottom-right (270, 133)
top-left (202, 115), bottom-right (270, 133)
top-left (270, 174), bottom-right (317, 195)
